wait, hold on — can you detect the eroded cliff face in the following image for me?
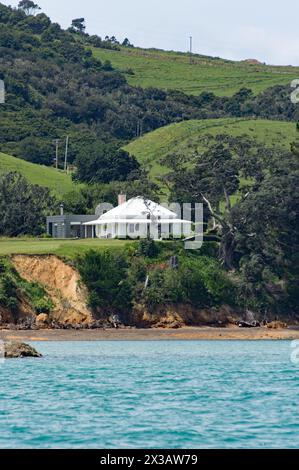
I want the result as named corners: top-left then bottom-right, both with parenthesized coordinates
top-left (11, 255), bottom-right (93, 325)
top-left (130, 303), bottom-right (239, 328)
top-left (0, 255), bottom-right (242, 329)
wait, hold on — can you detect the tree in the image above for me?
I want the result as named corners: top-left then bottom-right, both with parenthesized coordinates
top-left (71, 18), bottom-right (86, 34)
top-left (164, 135), bottom-right (286, 269)
top-left (63, 175), bottom-right (159, 215)
top-left (18, 0), bottom-right (41, 15)
top-left (73, 143), bottom-right (140, 184)
top-left (166, 131), bottom-right (299, 314)
top-left (231, 152), bottom-right (299, 313)
top-left (19, 137), bottom-right (53, 165)
top-left (0, 172), bottom-right (57, 236)
top-left (122, 38), bottom-right (133, 48)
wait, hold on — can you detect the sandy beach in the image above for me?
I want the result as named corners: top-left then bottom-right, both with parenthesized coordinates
top-left (1, 326), bottom-right (299, 342)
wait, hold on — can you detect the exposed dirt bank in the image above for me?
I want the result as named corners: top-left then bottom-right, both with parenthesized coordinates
top-left (1, 326), bottom-right (299, 342)
top-left (12, 255), bottom-right (93, 325)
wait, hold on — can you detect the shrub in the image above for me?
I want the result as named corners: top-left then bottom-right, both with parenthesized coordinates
top-left (180, 255), bottom-right (236, 306)
top-left (77, 250), bottom-right (132, 314)
top-left (32, 298), bottom-right (53, 314)
top-left (137, 239), bottom-right (159, 258)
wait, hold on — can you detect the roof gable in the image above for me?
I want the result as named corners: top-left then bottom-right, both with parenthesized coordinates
top-left (100, 197), bottom-right (177, 220)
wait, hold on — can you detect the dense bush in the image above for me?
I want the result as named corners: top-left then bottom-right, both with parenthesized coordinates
top-left (76, 245), bottom-right (236, 317)
top-left (77, 250), bottom-right (133, 315)
top-left (0, 259), bottom-right (18, 315)
top-left (137, 239), bottom-right (160, 258)
top-left (0, 172), bottom-right (57, 236)
top-left (73, 144), bottom-right (140, 184)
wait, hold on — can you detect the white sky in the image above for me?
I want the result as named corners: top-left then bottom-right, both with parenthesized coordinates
top-left (2, 0), bottom-right (299, 65)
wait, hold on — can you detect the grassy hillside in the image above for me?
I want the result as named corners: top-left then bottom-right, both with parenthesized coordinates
top-left (92, 47), bottom-right (299, 97)
top-left (0, 152), bottom-right (77, 196)
top-left (124, 118), bottom-right (297, 178)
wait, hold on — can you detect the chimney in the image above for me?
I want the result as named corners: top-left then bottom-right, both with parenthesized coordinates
top-left (118, 194), bottom-right (126, 206)
top-left (60, 203), bottom-right (64, 216)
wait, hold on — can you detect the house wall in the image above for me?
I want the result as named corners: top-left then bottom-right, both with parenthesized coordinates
top-left (46, 215), bottom-right (96, 239)
top-left (95, 222), bottom-right (193, 240)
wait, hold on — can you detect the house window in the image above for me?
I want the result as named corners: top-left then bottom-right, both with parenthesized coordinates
top-left (129, 224), bottom-right (135, 233)
top-left (135, 224), bottom-right (140, 231)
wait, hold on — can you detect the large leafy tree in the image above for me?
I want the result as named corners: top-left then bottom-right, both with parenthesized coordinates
top-left (71, 18), bottom-right (86, 34)
top-left (18, 0), bottom-right (41, 15)
top-left (73, 143), bottom-right (140, 184)
top-left (163, 132), bottom-right (299, 313)
top-left (0, 172), bottom-right (57, 236)
top-left (164, 134), bottom-right (270, 268)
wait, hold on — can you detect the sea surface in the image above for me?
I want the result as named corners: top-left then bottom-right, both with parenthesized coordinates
top-left (0, 341), bottom-right (298, 449)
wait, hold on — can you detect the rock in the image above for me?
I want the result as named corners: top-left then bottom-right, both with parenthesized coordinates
top-left (267, 321), bottom-right (288, 330)
top-left (4, 342), bottom-right (42, 358)
top-left (36, 313), bottom-right (49, 329)
top-left (154, 319), bottom-right (183, 329)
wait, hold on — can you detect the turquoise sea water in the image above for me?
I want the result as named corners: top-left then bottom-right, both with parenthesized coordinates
top-left (0, 340), bottom-right (298, 449)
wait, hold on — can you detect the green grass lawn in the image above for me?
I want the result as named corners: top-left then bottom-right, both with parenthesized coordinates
top-left (0, 152), bottom-right (79, 196)
top-left (124, 118), bottom-right (297, 179)
top-left (93, 46), bottom-right (299, 97)
top-left (0, 238), bottom-right (132, 258)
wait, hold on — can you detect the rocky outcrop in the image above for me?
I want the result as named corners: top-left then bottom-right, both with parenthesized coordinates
top-left (267, 321), bottom-right (288, 329)
top-left (0, 298), bottom-right (35, 326)
top-left (130, 303), bottom-right (239, 328)
top-left (12, 255), bottom-right (94, 326)
top-left (36, 313), bottom-right (50, 329)
top-left (4, 342), bottom-right (42, 358)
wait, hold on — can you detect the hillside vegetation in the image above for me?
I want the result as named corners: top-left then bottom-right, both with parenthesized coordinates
top-left (124, 118), bottom-right (297, 178)
top-left (92, 47), bottom-right (299, 97)
top-left (1, 1), bottom-right (298, 178)
top-left (0, 152), bottom-right (76, 195)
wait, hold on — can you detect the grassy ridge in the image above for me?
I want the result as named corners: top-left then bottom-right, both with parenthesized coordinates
top-left (0, 152), bottom-right (77, 195)
top-left (124, 118), bottom-right (297, 178)
top-left (92, 47), bottom-right (299, 97)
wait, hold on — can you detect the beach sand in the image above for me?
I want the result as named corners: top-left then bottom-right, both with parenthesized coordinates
top-left (1, 326), bottom-right (299, 342)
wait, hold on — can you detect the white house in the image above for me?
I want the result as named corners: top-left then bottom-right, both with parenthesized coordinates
top-left (84, 195), bottom-right (193, 240)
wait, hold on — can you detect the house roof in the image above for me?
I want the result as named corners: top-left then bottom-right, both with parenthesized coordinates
top-left (99, 197), bottom-right (178, 221)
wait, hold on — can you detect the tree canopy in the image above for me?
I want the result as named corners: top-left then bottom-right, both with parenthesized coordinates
top-left (18, 0), bottom-right (41, 15)
top-left (0, 172), bottom-right (57, 236)
top-left (163, 132), bottom-right (299, 314)
top-left (71, 18), bottom-right (86, 34)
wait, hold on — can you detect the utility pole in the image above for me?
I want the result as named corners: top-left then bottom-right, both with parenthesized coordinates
top-left (64, 135), bottom-right (69, 172)
top-left (53, 139), bottom-right (60, 170)
top-left (189, 36), bottom-right (193, 65)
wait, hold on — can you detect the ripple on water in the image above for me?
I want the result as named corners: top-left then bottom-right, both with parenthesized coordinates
top-left (0, 340), bottom-right (298, 449)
